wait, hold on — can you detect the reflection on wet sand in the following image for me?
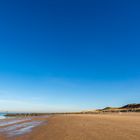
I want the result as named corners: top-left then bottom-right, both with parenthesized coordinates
top-left (0, 117), bottom-right (47, 137)
top-left (0, 118), bottom-right (31, 127)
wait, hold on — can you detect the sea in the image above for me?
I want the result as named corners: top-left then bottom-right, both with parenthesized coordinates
top-left (0, 113), bottom-right (6, 119)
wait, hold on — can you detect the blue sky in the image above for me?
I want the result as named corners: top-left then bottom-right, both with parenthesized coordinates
top-left (0, 0), bottom-right (140, 112)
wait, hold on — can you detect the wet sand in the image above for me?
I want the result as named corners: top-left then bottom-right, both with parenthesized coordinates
top-left (0, 113), bottom-right (140, 140)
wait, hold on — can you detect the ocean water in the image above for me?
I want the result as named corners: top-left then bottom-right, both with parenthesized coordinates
top-left (0, 113), bottom-right (6, 119)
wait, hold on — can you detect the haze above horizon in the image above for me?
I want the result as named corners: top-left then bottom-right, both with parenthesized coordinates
top-left (0, 0), bottom-right (140, 112)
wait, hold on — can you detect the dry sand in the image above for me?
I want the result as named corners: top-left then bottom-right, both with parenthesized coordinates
top-left (0, 113), bottom-right (140, 140)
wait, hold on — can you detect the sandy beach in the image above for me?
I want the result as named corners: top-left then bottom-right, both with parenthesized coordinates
top-left (0, 113), bottom-right (140, 140)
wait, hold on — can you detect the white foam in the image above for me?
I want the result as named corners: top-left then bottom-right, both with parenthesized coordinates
top-left (0, 116), bottom-right (6, 119)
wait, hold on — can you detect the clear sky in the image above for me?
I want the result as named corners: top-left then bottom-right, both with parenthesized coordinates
top-left (0, 0), bottom-right (140, 112)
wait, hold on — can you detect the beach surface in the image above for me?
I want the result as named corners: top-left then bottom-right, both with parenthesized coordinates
top-left (0, 113), bottom-right (140, 140)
